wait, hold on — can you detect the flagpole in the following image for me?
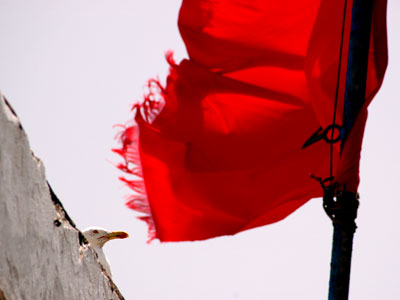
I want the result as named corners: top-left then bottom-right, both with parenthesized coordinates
top-left (327, 0), bottom-right (374, 299)
top-left (326, 191), bottom-right (359, 300)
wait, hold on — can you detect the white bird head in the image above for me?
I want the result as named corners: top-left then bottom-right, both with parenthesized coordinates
top-left (83, 227), bottom-right (129, 248)
top-left (82, 227), bottom-right (129, 277)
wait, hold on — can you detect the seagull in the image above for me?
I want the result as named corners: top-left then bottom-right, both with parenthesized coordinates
top-left (82, 227), bottom-right (129, 278)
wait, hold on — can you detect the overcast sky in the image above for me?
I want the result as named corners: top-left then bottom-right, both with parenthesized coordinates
top-left (1, 1), bottom-right (399, 299)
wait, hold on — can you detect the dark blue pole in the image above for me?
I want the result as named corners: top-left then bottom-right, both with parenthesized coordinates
top-left (327, 0), bottom-right (374, 299)
top-left (341, 0), bottom-right (374, 144)
top-left (326, 191), bottom-right (359, 300)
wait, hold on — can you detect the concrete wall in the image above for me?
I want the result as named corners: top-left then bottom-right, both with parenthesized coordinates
top-left (0, 93), bottom-right (124, 300)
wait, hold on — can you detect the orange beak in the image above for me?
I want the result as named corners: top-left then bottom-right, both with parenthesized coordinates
top-left (102, 231), bottom-right (129, 241)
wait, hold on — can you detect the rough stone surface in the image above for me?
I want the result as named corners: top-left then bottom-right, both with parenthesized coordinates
top-left (0, 93), bottom-right (124, 300)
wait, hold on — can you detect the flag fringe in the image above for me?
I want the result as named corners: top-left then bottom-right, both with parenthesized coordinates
top-left (113, 51), bottom-right (176, 242)
top-left (112, 124), bottom-right (157, 242)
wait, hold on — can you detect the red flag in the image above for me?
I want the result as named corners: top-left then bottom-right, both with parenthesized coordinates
top-left (115, 0), bottom-right (387, 242)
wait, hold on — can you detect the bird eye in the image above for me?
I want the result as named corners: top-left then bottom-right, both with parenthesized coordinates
top-left (93, 230), bottom-right (99, 234)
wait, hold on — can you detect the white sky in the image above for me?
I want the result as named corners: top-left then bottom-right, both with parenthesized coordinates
top-left (0, 1), bottom-right (399, 299)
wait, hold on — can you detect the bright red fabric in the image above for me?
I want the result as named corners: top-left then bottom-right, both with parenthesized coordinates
top-left (116, 0), bottom-right (387, 241)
